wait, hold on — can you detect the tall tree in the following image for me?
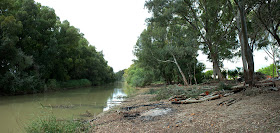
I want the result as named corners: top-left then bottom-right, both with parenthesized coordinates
top-left (145, 0), bottom-right (238, 81)
top-left (134, 21), bottom-right (199, 85)
top-left (234, 0), bottom-right (255, 86)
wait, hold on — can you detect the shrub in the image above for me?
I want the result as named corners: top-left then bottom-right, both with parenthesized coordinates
top-left (47, 79), bottom-right (60, 90)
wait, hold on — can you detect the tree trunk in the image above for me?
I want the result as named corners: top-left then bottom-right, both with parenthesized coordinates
top-left (172, 54), bottom-right (189, 86)
top-left (237, 10), bottom-right (249, 83)
top-left (209, 47), bottom-right (224, 81)
top-left (273, 32), bottom-right (280, 47)
top-left (237, 0), bottom-right (254, 86)
top-left (212, 62), bottom-right (217, 80)
top-left (194, 63), bottom-right (197, 85)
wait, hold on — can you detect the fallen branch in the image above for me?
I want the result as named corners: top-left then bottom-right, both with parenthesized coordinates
top-left (231, 84), bottom-right (248, 92)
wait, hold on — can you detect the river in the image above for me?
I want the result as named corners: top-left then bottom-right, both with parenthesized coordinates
top-left (0, 82), bottom-right (133, 132)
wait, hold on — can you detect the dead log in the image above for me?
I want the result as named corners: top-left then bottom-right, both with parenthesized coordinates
top-left (254, 82), bottom-right (275, 87)
top-left (231, 84), bottom-right (248, 92)
top-left (171, 94), bottom-right (221, 104)
top-left (169, 95), bottom-right (187, 101)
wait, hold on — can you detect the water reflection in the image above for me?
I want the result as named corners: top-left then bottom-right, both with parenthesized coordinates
top-left (104, 88), bottom-right (127, 111)
top-left (0, 82), bottom-right (133, 132)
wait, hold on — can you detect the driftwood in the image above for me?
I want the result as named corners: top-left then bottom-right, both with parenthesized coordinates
top-left (171, 94), bottom-right (221, 104)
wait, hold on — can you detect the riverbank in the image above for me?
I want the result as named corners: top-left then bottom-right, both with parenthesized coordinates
top-left (90, 84), bottom-right (280, 132)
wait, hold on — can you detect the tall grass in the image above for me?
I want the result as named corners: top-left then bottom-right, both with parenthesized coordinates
top-left (25, 115), bottom-right (91, 133)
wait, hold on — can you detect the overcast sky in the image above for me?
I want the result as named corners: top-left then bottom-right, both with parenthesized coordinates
top-left (35, 0), bottom-right (272, 72)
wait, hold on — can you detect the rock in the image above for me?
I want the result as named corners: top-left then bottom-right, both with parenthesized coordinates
top-left (140, 108), bottom-right (172, 121)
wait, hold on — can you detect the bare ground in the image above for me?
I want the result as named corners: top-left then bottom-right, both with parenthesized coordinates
top-left (90, 87), bottom-right (280, 133)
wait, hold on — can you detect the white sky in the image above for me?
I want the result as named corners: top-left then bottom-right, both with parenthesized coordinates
top-left (35, 0), bottom-right (272, 72)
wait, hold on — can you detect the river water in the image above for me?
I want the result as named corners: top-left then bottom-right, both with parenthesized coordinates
top-left (0, 82), bottom-right (133, 132)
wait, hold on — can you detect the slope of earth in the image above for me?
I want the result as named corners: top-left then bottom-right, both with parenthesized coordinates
top-left (90, 87), bottom-right (280, 133)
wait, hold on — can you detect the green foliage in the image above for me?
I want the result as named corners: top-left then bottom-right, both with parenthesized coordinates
top-left (228, 69), bottom-right (239, 80)
top-left (221, 70), bottom-right (228, 79)
top-left (124, 64), bottom-right (154, 87)
top-left (204, 70), bottom-right (213, 79)
top-left (257, 64), bottom-right (278, 77)
top-left (115, 70), bottom-right (125, 81)
top-left (0, 0), bottom-right (115, 95)
top-left (25, 115), bottom-right (91, 133)
top-left (145, 0), bottom-right (238, 81)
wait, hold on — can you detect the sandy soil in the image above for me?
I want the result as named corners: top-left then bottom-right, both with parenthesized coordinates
top-left (90, 87), bottom-right (280, 133)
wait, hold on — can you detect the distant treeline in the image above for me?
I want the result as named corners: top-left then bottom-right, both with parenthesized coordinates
top-left (0, 0), bottom-right (115, 95)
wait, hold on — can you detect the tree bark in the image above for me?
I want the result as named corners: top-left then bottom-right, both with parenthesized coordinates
top-left (237, 0), bottom-right (255, 86)
top-left (237, 10), bottom-right (249, 83)
top-left (194, 63), bottom-right (197, 85)
top-left (209, 44), bottom-right (225, 81)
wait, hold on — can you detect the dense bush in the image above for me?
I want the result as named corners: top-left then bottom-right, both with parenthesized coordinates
top-left (124, 64), bottom-right (155, 87)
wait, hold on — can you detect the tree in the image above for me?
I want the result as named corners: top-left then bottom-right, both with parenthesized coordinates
top-left (234, 0), bottom-right (255, 86)
top-left (0, 0), bottom-right (116, 95)
top-left (134, 21), bottom-right (199, 85)
top-left (262, 44), bottom-right (280, 77)
top-left (145, 0), bottom-right (238, 81)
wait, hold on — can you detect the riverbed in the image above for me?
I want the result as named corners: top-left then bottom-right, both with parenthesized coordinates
top-left (0, 82), bottom-right (132, 132)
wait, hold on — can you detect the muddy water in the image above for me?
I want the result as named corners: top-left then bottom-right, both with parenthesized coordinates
top-left (0, 82), bottom-right (132, 132)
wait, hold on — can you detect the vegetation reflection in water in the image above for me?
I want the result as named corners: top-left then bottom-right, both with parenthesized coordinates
top-left (0, 82), bottom-right (135, 132)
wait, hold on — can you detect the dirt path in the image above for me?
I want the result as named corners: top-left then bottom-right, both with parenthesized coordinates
top-left (91, 88), bottom-right (280, 132)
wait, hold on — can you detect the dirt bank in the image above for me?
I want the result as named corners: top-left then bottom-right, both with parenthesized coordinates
top-left (90, 86), bottom-right (280, 132)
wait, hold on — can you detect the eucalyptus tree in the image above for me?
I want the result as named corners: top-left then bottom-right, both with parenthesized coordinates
top-left (134, 20), bottom-right (199, 85)
top-left (145, 0), bottom-right (238, 81)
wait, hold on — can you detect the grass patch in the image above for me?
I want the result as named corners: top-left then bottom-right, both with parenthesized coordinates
top-left (25, 115), bottom-right (91, 133)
